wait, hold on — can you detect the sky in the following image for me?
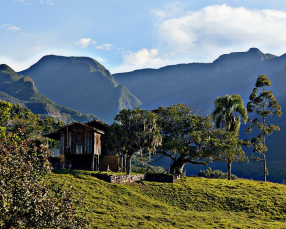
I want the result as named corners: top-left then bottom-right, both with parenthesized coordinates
top-left (2, 0), bottom-right (286, 73)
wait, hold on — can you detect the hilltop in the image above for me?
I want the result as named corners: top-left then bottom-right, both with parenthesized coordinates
top-left (52, 171), bottom-right (286, 228)
top-left (19, 55), bottom-right (141, 123)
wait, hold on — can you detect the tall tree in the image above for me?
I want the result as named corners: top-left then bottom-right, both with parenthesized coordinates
top-left (105, 107), bottom-right (162, 175)
top-left (154, 103), bottom-right (229, 174)
top-left (212, 94), bottom-right (248, 180)
top-left (246, 74), bottom-right (282, 182)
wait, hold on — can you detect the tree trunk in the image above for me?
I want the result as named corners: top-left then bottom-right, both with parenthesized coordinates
top-left (119, 152), bottom-right (124, 172)
top-left (263, 152), bottom-right (267, 182)
top-left (228, 162), bottom-right (232, 180)
top-left (126, 155), bottom-right (132, 175)
top-left (123, 154), bottom-right (126, 172)
top-left (169, 156), bottom-right (186, 174)
top-left (263, 116), bottom-right (267, 182)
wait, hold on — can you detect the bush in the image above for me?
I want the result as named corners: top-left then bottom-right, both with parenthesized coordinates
top-left (198, 167), bottom-right (238, 180)
top-left (0, 128), bottom-right (90, 228)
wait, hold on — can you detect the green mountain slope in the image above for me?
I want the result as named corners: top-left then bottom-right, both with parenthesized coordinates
top-left (52, 171), bottom-right (286, 228)
top-left (0, 64), bottom-right (98, 123)
top-left (19, 55), bottom-right (141, 123)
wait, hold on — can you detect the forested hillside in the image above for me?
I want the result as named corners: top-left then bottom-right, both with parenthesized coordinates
top-left (0, 64), bottom-right (98, 123)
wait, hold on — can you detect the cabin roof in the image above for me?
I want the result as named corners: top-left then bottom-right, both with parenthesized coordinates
top-left (85, 119), bottom-right (110, 132)
top-left (43, 121), bottom-right (106, 140)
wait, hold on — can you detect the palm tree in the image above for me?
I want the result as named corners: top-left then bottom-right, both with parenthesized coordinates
top-left (212, 94), bottom-right (248, 180)
top-left (212, 94), bottom-right (247, 132)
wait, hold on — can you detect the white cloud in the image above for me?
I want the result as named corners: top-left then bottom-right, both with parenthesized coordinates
top-left (33, 45), bottom-right (42, 51)
top-left (39, 0), bottom-right (54, 5)
top-left (155, 4), bottom-right (286, 62)
top-left (75, 38), bottom-right (95, 48)
top-left (6, 26), bottom-right (21, 31)
top-left (95, 57), bottom-right (106, 62)
top-left (95, 44), bottom-right (113, 50)
top-left (0, 24), bottom-right (10, 28)
top-left (111, 48), bottom-right (168, 73)
top-left (112, 4), bottom-right (286, 73)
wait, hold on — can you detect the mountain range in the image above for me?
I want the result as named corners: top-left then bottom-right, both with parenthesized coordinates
top-left (19, 55), bottom-right (141, 123)
top-left (1, 47), bottom-right (286, 182)
top-left (0, 64), bottom-right (99, 122)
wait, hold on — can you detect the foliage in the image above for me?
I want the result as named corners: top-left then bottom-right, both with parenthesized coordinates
top-left (131, 156), bottom-right (165, 174)
top-left (211, 94), bottom-right (248, 180)
top-left (154, 103), bottom-right (234, 174)
top-left (0, 101), bottom-right (12, 126)
top-left (197, 167), bottom-right (238, 180)
top-left (51, 170), bottom-right (286, 228)
top-left (246, 74), bottom-right (282, 182)
top-left (0, 129), bottom-right (89, 228)
top-left (104, 107), bottom-right (162, 175)
top-left (212, 94), bottom-right (248, 132)
top-left (8, 104), bottom-right (64, 142)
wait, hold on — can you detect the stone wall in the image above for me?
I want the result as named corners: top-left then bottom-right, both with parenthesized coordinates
top-left (90, 173), bottom-right (144, 184)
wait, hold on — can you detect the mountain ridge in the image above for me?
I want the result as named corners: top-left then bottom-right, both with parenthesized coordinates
top-left (0, 64), bottom-right (99, 123)
top-left (19, 55), bottom-right (141, 123)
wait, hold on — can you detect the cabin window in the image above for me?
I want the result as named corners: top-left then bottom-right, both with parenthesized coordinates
top-left (76, 133), bottom-right (83, 144)
top-left (76, 133), bottom-right (83, 154)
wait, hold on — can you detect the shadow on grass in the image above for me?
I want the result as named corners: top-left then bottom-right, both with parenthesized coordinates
top-left (52, 169), bottom-right (89, 179)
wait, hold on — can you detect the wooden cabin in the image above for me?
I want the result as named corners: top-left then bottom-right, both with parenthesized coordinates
top-left (44, 120), bottom-right (119, 171)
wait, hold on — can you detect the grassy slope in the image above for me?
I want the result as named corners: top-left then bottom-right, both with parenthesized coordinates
top-left (52, 171), bottom-right (286, 228)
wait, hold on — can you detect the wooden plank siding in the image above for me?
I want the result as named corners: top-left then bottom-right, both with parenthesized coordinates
top-left (59, 123), bottom-right (97, 155)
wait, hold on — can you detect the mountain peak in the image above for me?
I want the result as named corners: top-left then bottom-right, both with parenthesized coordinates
top-left (0, 64), bottom-right (15, 72)
top-left (213, 48), bottom-right (277, 66)
top-left (248, 47), bottom-right (261, 53)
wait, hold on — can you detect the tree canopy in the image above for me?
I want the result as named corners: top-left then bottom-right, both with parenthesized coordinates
top-left (154, 103), bottom-right (235, 174)
top-left (104, 107), bottom-right (162, 175)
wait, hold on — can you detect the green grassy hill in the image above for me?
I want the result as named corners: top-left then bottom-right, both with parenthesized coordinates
top-left (52, 171), bottom-right (286, 228)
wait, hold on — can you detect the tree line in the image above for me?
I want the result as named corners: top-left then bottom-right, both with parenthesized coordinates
top-left (104, 74), bottom-right (282, 182)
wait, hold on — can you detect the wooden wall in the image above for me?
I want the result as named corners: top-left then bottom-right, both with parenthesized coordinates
top-left (59, 124), bottom-right (96, 155)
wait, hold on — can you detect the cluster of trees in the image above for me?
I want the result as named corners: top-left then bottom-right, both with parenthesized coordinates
top-left (0, 101), bottom-right (90, 228)
top-left (105, 74), bottom-right (282, 182)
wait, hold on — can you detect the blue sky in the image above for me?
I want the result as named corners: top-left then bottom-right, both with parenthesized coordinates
top-left (2, 0), bottom-right (286, 73)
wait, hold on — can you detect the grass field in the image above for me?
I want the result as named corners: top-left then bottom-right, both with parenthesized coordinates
top-left (51, 170), bottom-right (286, 228)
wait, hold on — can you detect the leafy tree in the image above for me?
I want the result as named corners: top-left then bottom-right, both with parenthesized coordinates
top-left (0, 101), bottom-right (12, 127)
top-left (8, 104), bottom-right (64, 144)
top-left (105, 107), bottom-right (162, 175)
top-left (0, 128), bottom-right (90, 228)
top-left (246, 74), bottom-right (282, 182)
top-left (212, 94), bottom-right (248, 180)
top-left (154, 103), bottom-right (231, 174)
top-left (216, 131), bottom-right (249, 180)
